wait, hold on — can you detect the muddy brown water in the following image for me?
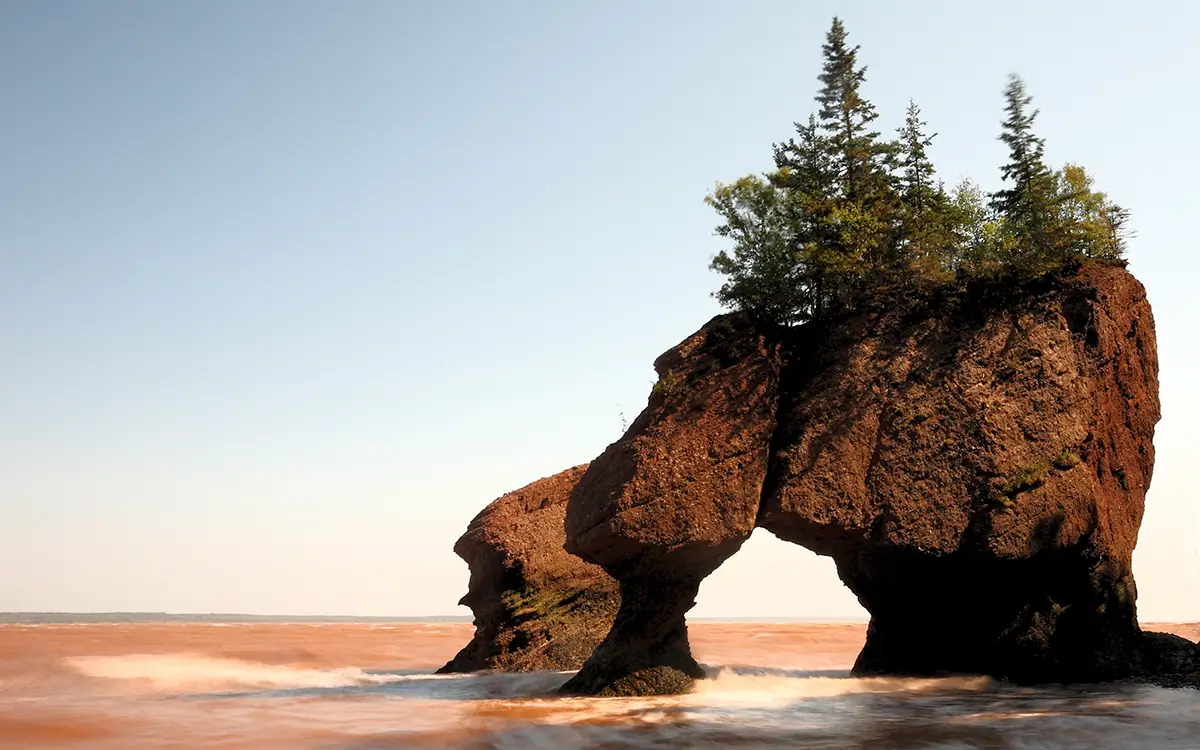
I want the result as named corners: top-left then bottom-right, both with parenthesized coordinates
top-left (1, 622), bottom-right (1197, 749)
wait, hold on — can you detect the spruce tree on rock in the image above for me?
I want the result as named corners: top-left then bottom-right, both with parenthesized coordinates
top-left (706, 25), bottom-right (1135, 325)
top-left (773, 115), bottom-right (832, 198)
top-left (772, 114), bottom-right (839, 316)
top-left (814, 17), bottom-right (899, 284)
top-left (895, 100), bottom-right (953, 283)
top-left (990, 75), bottom-right (1066, 273)
top-left (817, 18), bottom-right (878, 200)
top-left (896, 100), bottom-right (938, 220)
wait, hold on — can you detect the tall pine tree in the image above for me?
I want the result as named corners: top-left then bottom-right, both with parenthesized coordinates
top-left (896, 101), bottom-right (938, 220)
top-left (895, 100), bottom-right (953, 283)
top-left (772, 115), bottom-right (838, 315)
top-left (816, 18), bottom-right (884, 200)
top-left (989, 75), bottom-right (1066, 272)
top-left (813, 17), bottom-right (899, 285)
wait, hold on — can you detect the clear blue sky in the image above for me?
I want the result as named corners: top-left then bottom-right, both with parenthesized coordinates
top-left (2, 0), bottom-right (1197, 620)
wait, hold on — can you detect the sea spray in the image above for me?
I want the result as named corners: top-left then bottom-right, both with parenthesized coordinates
top-left (65, 653), bottom-right (410, 692)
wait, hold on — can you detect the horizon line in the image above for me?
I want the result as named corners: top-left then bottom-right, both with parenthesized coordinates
top-left (0, 611), bottom-right (872, 624)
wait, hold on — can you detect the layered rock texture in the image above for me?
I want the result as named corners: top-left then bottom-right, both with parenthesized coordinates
top-left (445, 262), bottom-right (1191, 695)
top-left (438, 465), bottom-right (619, 673)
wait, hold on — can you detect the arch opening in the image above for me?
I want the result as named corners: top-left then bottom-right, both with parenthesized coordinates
top-left (685, 528), bottom-right (867, 671)
top-left (691, 528), bottom-right (866, 622)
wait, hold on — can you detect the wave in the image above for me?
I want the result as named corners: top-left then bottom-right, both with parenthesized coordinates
top-left (60, 653), bottom-right (996, 702)
top-left (693, 667), bottom-right (995, 700)
top-left (63, 653), bottom-right (423, 693)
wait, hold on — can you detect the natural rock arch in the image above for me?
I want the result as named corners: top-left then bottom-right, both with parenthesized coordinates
top-left (688, 527), bottom-right (866, 622)
top-left (560, 263), bottom-right (1164, 695)
top-left (440, 263), bottom-right (1199, 694)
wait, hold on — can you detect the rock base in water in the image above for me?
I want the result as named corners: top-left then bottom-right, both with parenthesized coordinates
top-left (564, 665), bottom-right (700, 697)
top-left (559, 576), bottom-right (711, 695)
top-left (1137, 631), bottom-right (1200, 689)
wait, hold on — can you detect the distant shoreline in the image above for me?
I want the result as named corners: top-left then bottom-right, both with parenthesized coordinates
top-left (0, 613), bottom-right (473, 624)
top-left (2, 613), bottom-right (1190, 627)
top-left (0, 612), bottom-right (870, 625)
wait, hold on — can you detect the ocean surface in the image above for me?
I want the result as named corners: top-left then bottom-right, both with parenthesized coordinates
top-left (1, 620), bottom-right (1197, 749)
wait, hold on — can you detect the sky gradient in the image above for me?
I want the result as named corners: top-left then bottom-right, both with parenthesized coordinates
top-left (2, 1), bottom-right (1197, 620)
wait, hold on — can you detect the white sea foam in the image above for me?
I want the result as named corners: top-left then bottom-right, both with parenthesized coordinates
top-left (36, 656), bottom-right (1200, 749)
top-left (692, 668), bottom-right (995, 701)
top-left (64, 653), bottom-right (420, 692)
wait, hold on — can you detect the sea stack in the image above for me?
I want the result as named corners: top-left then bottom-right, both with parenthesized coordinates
top-left (562, 262), bottom-right (1165, 694)
top-left (442, 262), bottom-right (1193, 695)
top-left (438, 465), bottom-right (619, 674)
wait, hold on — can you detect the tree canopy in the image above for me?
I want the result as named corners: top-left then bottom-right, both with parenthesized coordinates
top-left (708, 18), bottom-right (1130, 324)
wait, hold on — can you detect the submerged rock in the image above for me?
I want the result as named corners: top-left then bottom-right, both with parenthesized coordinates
top-left (438, 466), bottom-right (619, 674)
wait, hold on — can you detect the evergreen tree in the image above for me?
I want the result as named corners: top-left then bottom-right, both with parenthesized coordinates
top-left (816, 18), bottom-right (889, 201)
top-left (773, 115), bottom-right (832, 197)
top-left (896, 101), bottom-right (938, 220)
top-left (989, 75), bottom-right (1066, 272)
top-left (1104, 204), bottom-right (1133, 257)
top-left (813, 18), bottom-right (900, 282)
top-left (772, 115), bottom-right (839, 315)
top-left (706, 27), bottom-right (1134, 325)
top-left (893, 101), bottom-right (956, 282)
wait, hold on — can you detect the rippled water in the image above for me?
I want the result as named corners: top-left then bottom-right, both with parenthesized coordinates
top-left (1, 622), bottom-right (1197, 749)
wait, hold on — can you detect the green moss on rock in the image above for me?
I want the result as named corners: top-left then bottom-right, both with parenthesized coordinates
top-left (591, 666), bottom-right (697, 697)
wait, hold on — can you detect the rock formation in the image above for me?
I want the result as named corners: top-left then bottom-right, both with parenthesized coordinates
top-left (560, 262), bottom-right (1174, 694)
top-left (438, 465), bottom-right (619, 674)
top-left (442, 262), bottom-right (1193, 694)
top-left (1138, 631), bottom-right (1200, 689)
top-left (561, 313), bottom-right (783, 695)
top-left (758, 263), bottom-right (1158, 684)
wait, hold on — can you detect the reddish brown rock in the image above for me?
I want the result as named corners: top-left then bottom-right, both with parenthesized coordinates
top-left (438, 465), bottom-right (619, 674)
top-left (559, 262), bottom-right (1168, 694)
top-left (760, 262), bottom-right (1160, 682)
top-left (444, 262), bottom-right (1180, 694)
top-left (561, 313), bottom-right (784, 695)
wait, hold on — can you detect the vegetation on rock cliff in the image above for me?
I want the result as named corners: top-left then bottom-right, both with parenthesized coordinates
top-left (708, 17), bottom-right (1131, 324)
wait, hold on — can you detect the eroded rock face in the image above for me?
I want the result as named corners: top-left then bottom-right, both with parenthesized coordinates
top-left (561, 314), bottom-right (784, 694)
top-left (760, 262), bottom-right (1160, 682)
top-left (438, 465), bottom-right (619, 674)
top-left (558, 262), bottom-right (1172, 694)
